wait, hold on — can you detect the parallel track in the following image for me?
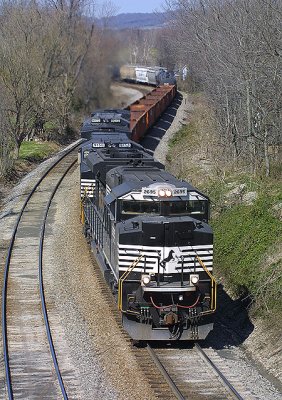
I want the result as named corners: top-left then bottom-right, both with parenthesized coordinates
top-left (146, 343), bottom-right (252, 400)
top-left (2, 141), bottom-right (82, 399)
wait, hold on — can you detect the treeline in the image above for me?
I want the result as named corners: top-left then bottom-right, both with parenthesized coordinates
top-left (114, 26), bottom-right (175, 69)
top-left (0, 0), bottom-right (117, 176)
top-left (165, 0), bottom-right (282, 176)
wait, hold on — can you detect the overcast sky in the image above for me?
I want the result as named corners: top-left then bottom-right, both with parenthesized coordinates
top-left (112, 0), bottom-right (165, 14)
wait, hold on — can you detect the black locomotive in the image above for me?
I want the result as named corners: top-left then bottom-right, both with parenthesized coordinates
top-left (79, 111), bottom-right (216, 341)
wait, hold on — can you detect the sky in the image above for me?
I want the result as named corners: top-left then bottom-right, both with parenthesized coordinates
top-left (112, 0), bottom-right (165, 14)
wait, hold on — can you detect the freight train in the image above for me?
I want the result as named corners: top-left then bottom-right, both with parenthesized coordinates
top-left (79, 86), bottom-right (216, 341)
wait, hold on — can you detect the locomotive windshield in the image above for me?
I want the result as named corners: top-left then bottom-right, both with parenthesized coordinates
top-left (164, 200), bottom-right (207, 216)
top-left (121, 199), bottom-right (208, 220)
top-left (122, 200), bottom-right (160, 215)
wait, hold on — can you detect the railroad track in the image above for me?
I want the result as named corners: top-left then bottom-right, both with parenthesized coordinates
top-left (2, 141), bottom-right (82, 399)
top-left (91, 262), bottom-right (252, 400)
top-left (146, 343), bottom-right (254, 400)
top-left (81, 218), bottom-right (254, 400)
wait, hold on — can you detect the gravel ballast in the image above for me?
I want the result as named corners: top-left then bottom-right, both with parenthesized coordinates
top-left (0, 86), bottom-right (281, 399)
top-left (44, 167), bottom-right (156, 399)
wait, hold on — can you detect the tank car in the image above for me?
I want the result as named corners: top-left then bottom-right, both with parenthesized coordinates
top-left (80, 139), bottom-right (216, 341)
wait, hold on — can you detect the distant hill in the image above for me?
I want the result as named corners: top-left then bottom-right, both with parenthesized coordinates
top-left (105, 12), bottom-right (168, 30)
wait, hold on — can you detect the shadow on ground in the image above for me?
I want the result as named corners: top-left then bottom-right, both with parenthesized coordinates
top-left (203, 284), bottom-right (254, 349)
top-left (148, 285), bottom-right (254, 350)
top-left (141, 92), bottom-right (183, 152)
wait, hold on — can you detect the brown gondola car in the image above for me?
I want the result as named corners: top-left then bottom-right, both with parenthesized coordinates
top-left (128, 85), bottom-right (177, 142)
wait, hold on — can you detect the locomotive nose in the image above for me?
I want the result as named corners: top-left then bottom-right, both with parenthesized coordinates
top-left (142, 221), bottom-right (195, 247)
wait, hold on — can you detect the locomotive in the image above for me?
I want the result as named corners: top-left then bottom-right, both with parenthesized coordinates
top-left (79, 109), bottom-right (132, 198)
top-left (79, 111), bottom-right (216, 341)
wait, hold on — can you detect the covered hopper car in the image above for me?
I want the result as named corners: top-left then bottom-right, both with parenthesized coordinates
top-left (120, 65), bottom-right (176, 86)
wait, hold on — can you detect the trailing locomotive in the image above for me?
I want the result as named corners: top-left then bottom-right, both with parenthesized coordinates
top-left (79, 109), bottom-right (133, 198)
top-left (79, 113), bottom-right (216, 341)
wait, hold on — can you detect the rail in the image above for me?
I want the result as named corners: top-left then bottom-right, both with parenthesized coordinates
top-left (147, 343), bottom-right (246, 400)
top-left (39, 158), bottom-right (78, 399)
top-left (146, 344), bottom-right (185, 400)
top-left (2, 140), bottom-right (83, 400)
top-left (195, 344), bottom-right (244, 400)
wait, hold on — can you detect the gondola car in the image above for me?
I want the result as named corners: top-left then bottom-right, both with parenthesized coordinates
top-left (80, 141), bottom-right (216, 341)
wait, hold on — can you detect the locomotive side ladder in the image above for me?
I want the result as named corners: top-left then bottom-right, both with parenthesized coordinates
top-left (118, 254), bottom-right (144, 312)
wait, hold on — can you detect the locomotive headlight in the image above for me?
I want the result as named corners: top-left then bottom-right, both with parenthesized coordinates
top-left (141, 274), bottom-right (151, 286)
top-left (158, 188), bottom-right (173, 197)
top-left (190, 274), bottom-right (199, 285)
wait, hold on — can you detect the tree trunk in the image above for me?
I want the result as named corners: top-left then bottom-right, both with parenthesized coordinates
top-left (264, 128), bottom-right (270, 177)
top-left (13, 141), bottom-right (20, 160)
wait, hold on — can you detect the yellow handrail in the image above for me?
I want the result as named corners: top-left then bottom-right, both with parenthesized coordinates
top-left (196, 255), bottom-right (217, 313)
top-left (118, 254), bottom-right (144, 313)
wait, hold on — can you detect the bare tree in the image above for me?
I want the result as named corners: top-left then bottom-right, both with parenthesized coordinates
top-left (0, 0), bottom-right (117, 175)
top-left (165, 0), bottom-right (282, 176)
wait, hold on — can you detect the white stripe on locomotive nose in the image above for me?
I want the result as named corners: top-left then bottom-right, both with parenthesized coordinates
top-left (118, 266), bottom-right (213, 272)
top-left (118, 260), bottom-right (214, 266)
top-left (118, 250), bottom-right (213, 258)
top-left (119, 255), bottom-right (158, 261)
top-left (81, 185), bottom-right (96, 188)
top-left (118, 260), bottom-right (213, 266)
top-left (118, 243), bottom-right (213, 250)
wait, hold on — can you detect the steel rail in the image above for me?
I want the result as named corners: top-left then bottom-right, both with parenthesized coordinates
top-left (2, 140), bottom-right (83, 400)
top-left (195, 343), bottom-right (244, 400)
top-left (39, 158), bottom-right (77, 400)
top-left (146, 344), bottom-right (186, 400)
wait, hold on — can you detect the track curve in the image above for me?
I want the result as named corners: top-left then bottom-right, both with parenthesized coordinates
top-left (2, 141), bottom-right (82, 399)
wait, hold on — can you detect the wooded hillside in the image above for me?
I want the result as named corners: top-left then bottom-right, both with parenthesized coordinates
top-left (0, 0), bottom-right (119, 176)
top-left (165, 0), bottom-right (281, 176)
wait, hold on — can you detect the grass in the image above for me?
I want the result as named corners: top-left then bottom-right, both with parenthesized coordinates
top-left (212, 190), bottom-right (282, 315)
top-left (169, 124), bottom-right (196, 147)
top-left (19, 141), bottom-right (60, 162)
top-left (166, 96), bottom-right (282, 320)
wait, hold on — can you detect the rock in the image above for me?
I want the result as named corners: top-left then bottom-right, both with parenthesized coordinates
top-left (224, 183), bottom-right (246, 205)
top-left (226, 183), bottom-right (246, 197)
top-left (242, 191), bottom-right (257, 205)
top-left (272, 202), bottom-right (282, 220)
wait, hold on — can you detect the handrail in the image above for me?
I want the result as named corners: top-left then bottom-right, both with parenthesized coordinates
top-left (118, 254), bottom-right (144, 313)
